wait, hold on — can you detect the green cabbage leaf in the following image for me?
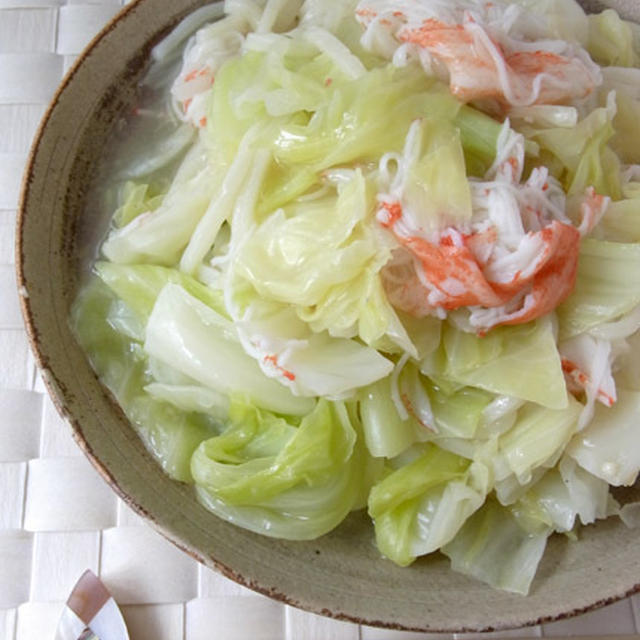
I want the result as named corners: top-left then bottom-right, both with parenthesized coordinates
top-left (192, 397), bottom-right (374, 539)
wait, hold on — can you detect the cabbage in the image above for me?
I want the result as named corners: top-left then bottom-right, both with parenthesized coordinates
top-left (428, 381), bottom-right (493, 439)
top-left (441, 498), bottom-right (551, 595)
top-left (145, 283), bottom-right (315, 415)
top-left (95, 261), bottom-right (227, 329)
top-left (124, 391), bottom-right (220, 483)
top-left (234, 169), bottom-right (412, 352)
top-left (150, 3), bottom-right (227, 64)
top-left (351, 275), bottom-right (417, 356)
top-left (240, 307), bottom-right (397, 400)
top-left (113, 181), bottom-right (166, 228)
top-left (598, 69), bottom-right (640, 164)
top-left (256, 164), bottom-right (319, 218)
top-left (421, 318), bottom-right (568, 410)
top-left (494, 467), bottom-right (547, 506)
top-left (269, 64), bottom-right (501, 175)
top-left (609, 90), bottom-right (640, 165)
top-left (587, 10), bottom-right (640, 68)
top-left (393, 118), bottom-right (472, 233)
top-left (359, 375), bottom-right (425, 458)
top-left (272, 65), bottom-right (457, 169)
top-left (299, 0), bottom-right (360, 35)
top-left (207, 45), bottom-right (348, 162)
top-left (191, 398), bottom-right (371, 539)
top-left (519, 457), bottom-right (616, 533)
top-left (368, 444), bottom-right (489, 566)
top-left (455, 104), bottom-right (507, 177)
top-left (223, 279), bottom-right (396, 397)
top-left (598, 190), bottom-right (640, 242)
top-left (72, 276), bottom-right (141, 392)
top-left (303, 26), bottom-right (367, 79)
top-left (144, 383), bottom-right (230, 420)
top-left (273, 332), bottom-right (394, 397)
top-left (179, 134), bottom-right (270, 274)
top-left (558, 239), bottom-right (640, 339)
top-left (102, 140), bottom-right (220, 265)
top-left (396, 313), bottom-right (442, 360)
top-left (512, 0), bottom-right (589, 45)
top-left (71, 277), bottom-right (217, 482)
top-left (494, 397), bottom-right (581, 484)
top-left (568, 389), bottom-right (640, 486)
top-left (398, 362), bottom-right (493, 439)
top-left (236, 170), bottom-right (376, 305)
top-left (530, 97), bottom-right (622, 199)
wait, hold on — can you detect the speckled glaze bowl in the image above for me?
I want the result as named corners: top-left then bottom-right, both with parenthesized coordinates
top-left (16, 0), bottom-right (640, 632)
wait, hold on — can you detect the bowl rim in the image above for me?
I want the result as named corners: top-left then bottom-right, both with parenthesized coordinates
top-left (14, 0), bottom-right (640, 632)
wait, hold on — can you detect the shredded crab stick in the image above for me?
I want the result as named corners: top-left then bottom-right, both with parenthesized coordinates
top-left (577, 187), bottom-right (609, 236)
top-left (377, 120), bottom-right (606, 332)
top-left (561, 359), bottom-right (616, 408)
top-left (263, 354), bottom-right (297, 382)
top-left (560, 334), bottom-right (617, 431)
top-left (355, 0), bottom-right (601, 108)
top-left (171, 18), bottom-right (246, 127)
top-left (382, 209), bottom-right (581, 330)
top-left (174, 66), bottom-right (215, 127)
top-left (397, 17), bottom-right (598, 106)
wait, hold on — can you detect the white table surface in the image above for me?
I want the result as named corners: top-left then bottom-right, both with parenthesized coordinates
top-left (0, 2), bottom-right (639, 638)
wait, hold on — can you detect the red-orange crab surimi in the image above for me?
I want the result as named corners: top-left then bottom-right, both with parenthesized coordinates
top-left (492, 222), bottom-right (580, 327)
top-left (174, 66), bottom-right (215, 103)
top-left (561, 359), bottom-right (616, 408)
top-left (577, 187), bottom-right (609, 236)
top-left (263, 354), bottom-right (296, 382)
top-left (397, 19), bottom-right (598, 106)
top-left (560, 333), bottom-right (617, 408)
top-left (401, 228), bottom-right (509, 309)
top-left (478, 222), bottom-right (571, 296)
top-left (397, 17), bottom-right (599, 106)
top-left (464, 226), bottom-right (498, 265)
top-left (172, 65), bottom-right (217, 128)
top-left (382, 201), bottom-right (581, 331)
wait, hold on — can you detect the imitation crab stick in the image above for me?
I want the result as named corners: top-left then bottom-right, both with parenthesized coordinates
top-left (355, 0), bottom-right (602, 108)
top-left (398, 17), bottom-right (599, 106)
top-left (381, 204), bottom-right (581, 331)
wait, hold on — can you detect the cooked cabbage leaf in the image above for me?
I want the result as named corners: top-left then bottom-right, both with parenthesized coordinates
top-left (192, 397), bottom-right (372, 539)
top-left (558, 239), bottom-right (640, 339)
top-left (568, 389), bottom-right (640, 486)
top-left (71, 277), bottom-right (217, 482)
top-left (587, 9), bottom-right (640, 67)
top-left (145, 283), bottom-right (315, 415)
top-left (529, 98), bottom-right (621, 198)
top-left (102, 141), bottom-right (221, 265)
top-left (368, 443), bottom-right (489, 566)
top-left (442, 498), bottom-right (551, 595)
top-left (421, 319), bottom-right (568, 410)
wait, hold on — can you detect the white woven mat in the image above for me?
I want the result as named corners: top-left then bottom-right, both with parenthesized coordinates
top-left (1, 3), bottom-right (639, 639)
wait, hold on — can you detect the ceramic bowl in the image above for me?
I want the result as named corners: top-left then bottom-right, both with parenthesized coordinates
top-left (16, 0), bottom-right (640, 632)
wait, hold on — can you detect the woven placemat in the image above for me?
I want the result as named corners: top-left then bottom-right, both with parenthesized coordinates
top-left (0, 2), bottom-right (639, 638)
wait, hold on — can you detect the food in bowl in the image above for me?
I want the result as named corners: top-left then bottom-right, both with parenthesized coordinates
top-left (71, 0), bottom-right (640, 595)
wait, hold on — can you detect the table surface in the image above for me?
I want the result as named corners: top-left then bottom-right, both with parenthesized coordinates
top-left (1, 2), bottom-right (639, 639)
